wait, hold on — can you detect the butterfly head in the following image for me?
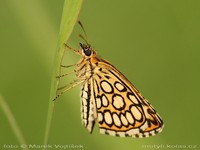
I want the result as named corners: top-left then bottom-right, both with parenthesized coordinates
top-left (80, 43), bottom-right (96, 57)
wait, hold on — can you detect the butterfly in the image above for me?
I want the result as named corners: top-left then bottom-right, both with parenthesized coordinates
top-left (54, 21), bottom-right (164, 138)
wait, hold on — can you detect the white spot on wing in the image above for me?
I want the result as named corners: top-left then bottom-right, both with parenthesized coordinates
top-left (112, 113), bottom-right (121, 127)
top-left (101, 81), bottom-right (112, 93)
top-left (125, 112), bottom-right (134, 124)
top-left (121, 114), bottom-right (128, 126)
top-left (102, 95), bottom-right (108, 106)
top-left (104, 111), bottom-right (112, 125)
top-left (82, 98), bottom-right (87, 106)
top-left (116, 131), bottom-right (125, 137)
top-left (96, 98), bottom-right (102, 109)
top-left (131, 106), bottom-right (142, 120)
top-left (115, 82), bottom-right (125, 91)
top-left (128, 94), bottom-right (139, 104)
top-left (126, 128), bottom-right (140, 137)
top-left (83, 112), bottom-right (87, 119)
top-left (113, 95), bottom-right (124, 109)
top-left (98, 112), bottom-right (103, 122)
top-left (82, 91), bottom-right (88, 99)
top-left (100, 128), bottom-right (106, 134)
top-left (106, 130), bottom-right (116, 136)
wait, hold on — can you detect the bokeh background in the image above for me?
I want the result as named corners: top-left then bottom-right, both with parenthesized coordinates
top-left (0, 0), bottom-right (200, 150)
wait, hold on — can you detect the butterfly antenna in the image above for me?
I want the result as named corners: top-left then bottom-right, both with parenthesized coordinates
top-left (78, 34), bottom-right (89, 45)
top-left (78, 21), bottom-right (90, 45)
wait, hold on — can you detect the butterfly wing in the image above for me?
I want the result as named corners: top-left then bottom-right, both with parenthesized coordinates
top-left (80, 80), bottom-right (96, 133)
top-left (91, 59), bottom-right (164, 138)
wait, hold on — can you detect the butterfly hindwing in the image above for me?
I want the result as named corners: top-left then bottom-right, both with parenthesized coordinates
top-left (80, 81), bottom-right (96, 133)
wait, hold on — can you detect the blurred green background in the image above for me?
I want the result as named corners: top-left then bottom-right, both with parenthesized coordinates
top-left (0, 0), bottom-right (200, 150)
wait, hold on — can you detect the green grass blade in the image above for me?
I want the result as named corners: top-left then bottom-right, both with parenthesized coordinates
top-left (0, 94), bottom-right (29, 150)
top-left (44, 0), bottom-right (83, 146)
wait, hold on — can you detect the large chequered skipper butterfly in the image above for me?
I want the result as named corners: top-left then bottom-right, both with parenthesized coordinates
top-left (54, 21), bottom-right (164, 138)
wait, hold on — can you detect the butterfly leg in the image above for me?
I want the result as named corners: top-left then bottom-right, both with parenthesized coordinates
top-left (60, 64), bottom-right (77, 68)
top-left (57, 79), bottom-right (81, 91)
top-left (56, 63), bottom-right (78, 78)
top-left (64, 43), bottom-right (81, 56)
top-left (56, 71), bottom-right (75, 78)
top-left (53, 79), bottom-right (85, 101)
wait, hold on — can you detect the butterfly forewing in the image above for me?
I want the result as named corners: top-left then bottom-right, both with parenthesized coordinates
top-left (89, 60), bottom-right (163, 138)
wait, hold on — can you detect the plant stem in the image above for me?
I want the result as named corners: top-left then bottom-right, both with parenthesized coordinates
top-left (43, 0), bottom-right (83, 146)
top-left (0, 94), bottom-right (29, 150)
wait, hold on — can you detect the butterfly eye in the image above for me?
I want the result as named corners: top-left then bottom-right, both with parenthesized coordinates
top-left (84, 49), bottom-right (92, 56)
